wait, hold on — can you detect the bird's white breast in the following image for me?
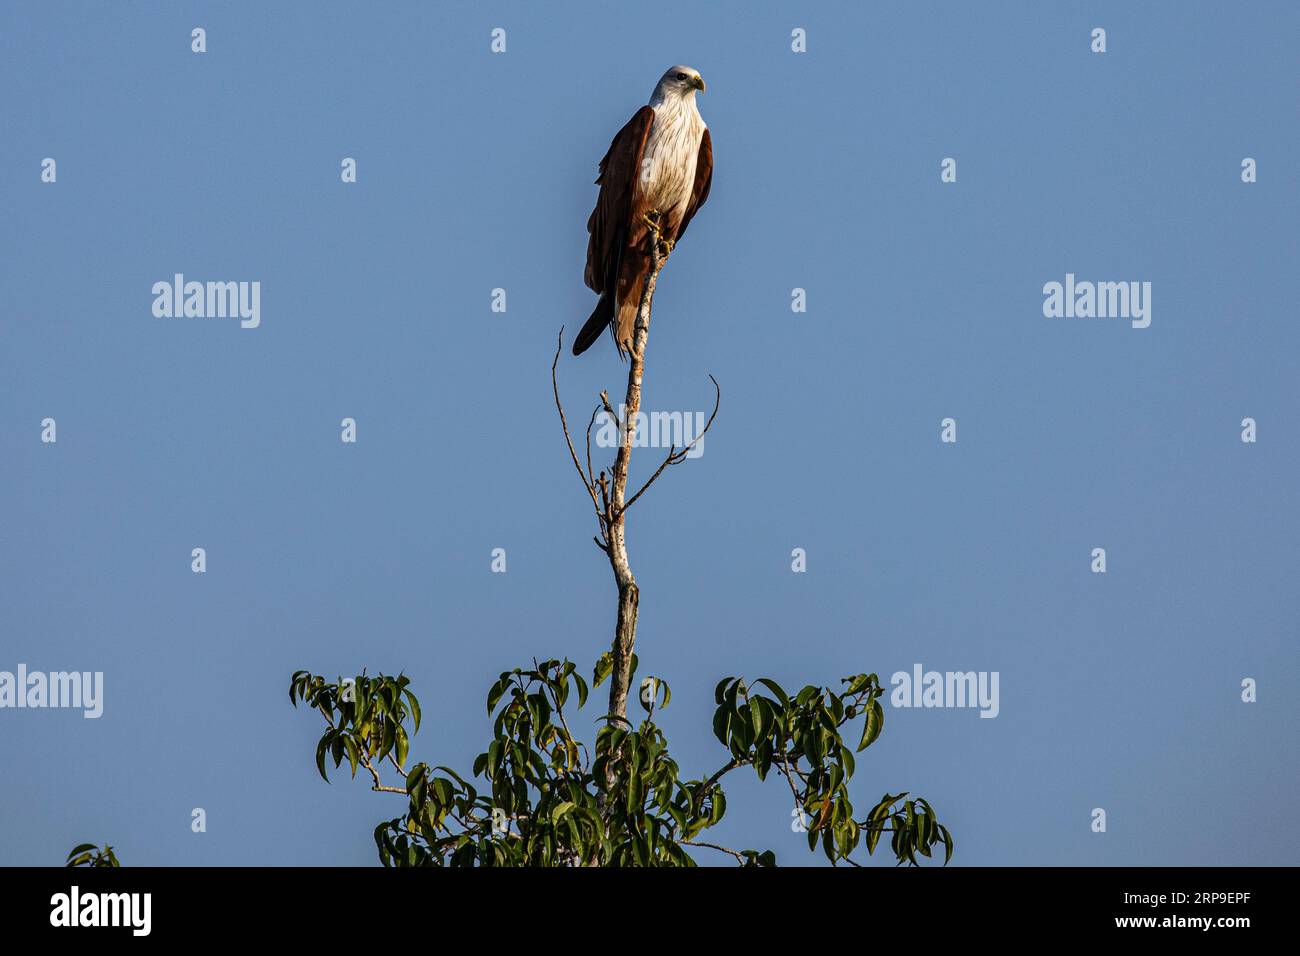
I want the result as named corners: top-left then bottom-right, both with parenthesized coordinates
top-left (638, 98), bottom-right (706, 224)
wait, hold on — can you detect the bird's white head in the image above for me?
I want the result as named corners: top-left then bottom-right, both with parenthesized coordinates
top-left (651, 65), bottom-right (705, 104)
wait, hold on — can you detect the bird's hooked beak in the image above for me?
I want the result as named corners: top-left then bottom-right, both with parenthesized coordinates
top-left (692, 74), bottom-right (706, 93)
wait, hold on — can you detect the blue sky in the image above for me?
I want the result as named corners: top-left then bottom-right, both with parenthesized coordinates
top-left (1, 1), bottom-right (1296, 866)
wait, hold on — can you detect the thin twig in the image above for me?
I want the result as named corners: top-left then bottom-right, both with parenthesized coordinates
top-left (552, 328), bottom-right (604, 519)
top-left (699, 758), bottom-right (745, 802)
top-left (620, 373), bottom-right (720, 515)
top-left (599, 390), bottom-right (619, 431)
top-left (584, 406), bottom-right (601, 489)
top-left (681, 839), bottom-right (747, 864)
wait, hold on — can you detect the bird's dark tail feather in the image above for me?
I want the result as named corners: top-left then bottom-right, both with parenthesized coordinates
top-left (574, 227), bottom-right (628, 357)
top-left (572, 293), bottom-right (613, 356)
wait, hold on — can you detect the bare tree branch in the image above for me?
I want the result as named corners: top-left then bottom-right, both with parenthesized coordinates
top-left (552, 328), bottom-right (604, 522)
top-left (620, 372), bottom-right (720, 515)
top-left (584, 406), bottom-right (601, 489)
top-left (680, 839), bottom-right (746, 864)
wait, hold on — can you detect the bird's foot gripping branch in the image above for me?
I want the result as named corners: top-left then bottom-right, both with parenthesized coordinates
top-left (288, 661), bottom-right (952, 867)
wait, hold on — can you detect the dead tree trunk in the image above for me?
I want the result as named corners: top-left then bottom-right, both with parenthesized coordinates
top-left (552, 216), bottom-right (719, 728)
top-left (603, 245), bottom-right (662, 723)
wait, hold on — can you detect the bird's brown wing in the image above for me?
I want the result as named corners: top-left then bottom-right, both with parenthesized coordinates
top-left (584, 106), bottom-right (656, 294)
top-left (672, 128), bottom-right (713, 243)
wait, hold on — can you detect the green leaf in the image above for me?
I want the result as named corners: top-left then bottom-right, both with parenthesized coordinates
top-left (844, 674), bottom-right (871, 695)
top-left (315, 734), bottom-right (332, 783)
top-left (712, 705), bottom-right (730, 746)
top-left (395, 725), bottom-right (409, 769)
top-left (939, 824), bottom-right (954, 864)
top-left (593, 653), bottom-right (614, 689)
top-left (403, 689), bottom-right (421, 734)
top-left (714, 677), bottom-right (733, 706)
top-left (657, 678), bottom-right (671, 711)
top-left (724, 679), bottom-right (741, 718)
top-left (431, 778), bottom-right (455, 807)
top-left (487, 677), bottom-right (509, 715)
top-left (343, 736), bottom-right (360, 777)
top-left (857, 697), bottom-right (884, 751)
top-left (751, 698), bottom-right (768, 742)
top-left (754, 678), bottom-right (790, 709)
top-left (866, 821), bottom-right (883, 854)
top-left (710, 789), bottom-right (727, 824)
top-left (573, 673), bottom-right (589, 708)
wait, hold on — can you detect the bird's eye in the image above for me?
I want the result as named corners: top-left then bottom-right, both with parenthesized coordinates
top-left (676, 73), bottom-right (687, 80)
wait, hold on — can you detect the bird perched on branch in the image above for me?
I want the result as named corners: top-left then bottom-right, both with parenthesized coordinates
top-left (573, 65), bottom-right (713, 357)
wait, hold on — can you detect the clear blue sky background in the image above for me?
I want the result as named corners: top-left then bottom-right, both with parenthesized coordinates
top-left (2, 1), bottom-right (1296, 866)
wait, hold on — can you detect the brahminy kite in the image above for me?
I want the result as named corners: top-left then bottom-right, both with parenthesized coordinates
top-left (573, 65), bottom-right (713, 356)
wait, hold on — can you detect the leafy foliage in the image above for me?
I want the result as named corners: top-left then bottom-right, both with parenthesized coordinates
top-left (66, 843), bottom-right (121, 867)
top-left (291, 656), bottom-right (953, 867)
top-left (288, 671), bottom-right (419, 784)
